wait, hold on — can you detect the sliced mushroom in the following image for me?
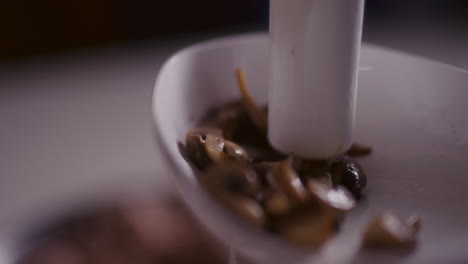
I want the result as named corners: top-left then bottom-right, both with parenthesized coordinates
top-left (300, 160), bottom-right (333, 187)
top-left (269, 179), bottom-right (355, 247)
top-left (204, 134), bottom-right (251, 164)
top-left (217, 193), bottom-right (266, 227)
top-left (347, 143), bottom-right (373, 157)
top-left (269, 157), bottom-right (309, 203)
top-left (201, 162), bottom-right (265, 226)
top-left (264, 190), bottom-right (291, 216)
top-left (276, 210), bottom-right (337, 248)
top-left (185, 132), bottom-right (211, 170)
top-left (223, 140), bottom-right (250, 163)
top-left (362, 213), bottom-right (420, 249)
top-left (307, 180), bottom-right (356, 214)
top-left (185, 128), bottom-right (250, 170)
top-left (330, 156), bottom-right (367, 198)
top-left (204, 100), bottom-right (279, 161)
top-left (201, 162), bottom-right (260, 198)
top-left (204, 134), bottom-right (227, 163)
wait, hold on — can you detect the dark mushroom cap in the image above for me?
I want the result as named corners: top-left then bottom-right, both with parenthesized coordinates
top-left (330, 156), bottom-right (367, 198)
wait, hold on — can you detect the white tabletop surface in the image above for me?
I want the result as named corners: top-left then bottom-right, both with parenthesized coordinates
top-left (0, 29), bottom-right (467, 260)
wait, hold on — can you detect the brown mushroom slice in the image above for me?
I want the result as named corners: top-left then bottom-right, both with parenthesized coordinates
top-left (277, 210), bottom-right (337, 248)
top-left (330, 156), bottom-right (367, 198)
top-left (185, 132), bottom-right (211, 170)
top-left (223, 140), bottom-right (250, 163)
top-left (217, 193), bottom-right (266, 227)
top-left (186, 128), bottom-right (251, 170)
top-left (362, 213), bottom-right (420, 249)
top-left (201, 162), bottom-right (261, 198)
top-left (347, 143), bottom-right (373, 157)
top-left (264, 191), bottom-right (291, 216)
top-left (269, 157), bottom-right (309, 203)
top-left (235, 68), bottom-right (268, 132)
top-left (300, 160), bottom-right (333, 187)
top-left (203, 134), bottom-right (227, 163)
top-left (307, 180), bottom-right (356, 214)
top-left (185, 127), bottom-right (225, 170)
top-left (201, 162), bottom-right (265, 227)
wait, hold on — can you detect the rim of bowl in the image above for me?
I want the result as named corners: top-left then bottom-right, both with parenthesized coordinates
top-left (150, 32), bottom-right (318, 260)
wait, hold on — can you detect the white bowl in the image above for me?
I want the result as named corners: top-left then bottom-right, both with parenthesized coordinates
top-left (152, 33), bottom-right (468, 264)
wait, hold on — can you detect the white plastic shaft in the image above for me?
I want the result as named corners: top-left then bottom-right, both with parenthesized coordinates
top-left (268, 0), bottom-right (365, 159)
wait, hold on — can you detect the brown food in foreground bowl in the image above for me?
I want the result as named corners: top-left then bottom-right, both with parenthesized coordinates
top-left (182, 69), bottom-right (371, 248)
top-left (19, 199), bottom-right (226, 264)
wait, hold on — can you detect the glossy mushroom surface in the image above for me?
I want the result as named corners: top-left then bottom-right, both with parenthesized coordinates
top-left (182, 73), bottom-right (373, 247)
top-left (185, 128), bottom-right (250, 170)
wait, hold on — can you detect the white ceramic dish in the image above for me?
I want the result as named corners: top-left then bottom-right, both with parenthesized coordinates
top-left (153, 33), bottom-right (468, 264)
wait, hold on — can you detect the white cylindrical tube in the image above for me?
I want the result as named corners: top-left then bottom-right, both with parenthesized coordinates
top-left (268, 0), bottom-right (365, 159)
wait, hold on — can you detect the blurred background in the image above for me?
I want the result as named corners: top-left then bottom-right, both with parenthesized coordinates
top-left (1, 0), bottom-right (468, 66)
